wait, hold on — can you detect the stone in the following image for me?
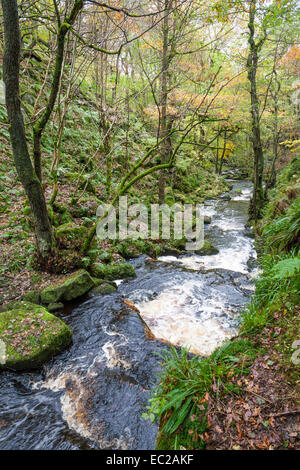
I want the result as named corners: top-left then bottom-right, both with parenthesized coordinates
top-left (195, 240), bottom-right (219, 256)
top-left (219, 193), bottom-right (231, 201)
top-left (90, 262), bottom-right (136, 281)
top-left (204, 215), bottom-right (212, 224)
top-left (22, 290), bottom-right (40, 304)
top-left (47, 302), bottom-right (64, 313)
top-left (0, 305), bottom-right (72, 370)
top-left (89, 282), bottom-right (117, 296)
top-left (40, 269), bottom-right (95, 304)
top-left (55, 223), bottom-right (87, 244)
top-left (98, 251), bottom-right (113, 263)
top-left (4, 301), bottom-right (44, 312)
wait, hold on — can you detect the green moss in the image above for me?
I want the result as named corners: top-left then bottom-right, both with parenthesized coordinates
top-left (40, 284), bottom-right (65, 304)
top-left (22, 290), bottom-right (40, 304)
top-left (0, 306), bottom-right (72, 370)
top-left (23, 206), bottom-right (31, 216)
top-left (89, 282), bottom-right (117, 295)
top-left (40, 269), bottom-right (95, 304)
top-left (4, 301), bottom-right (45, 312)
top-left (195, 240), bottom-right (219, 255)
top-left (55, 223), bottom-right (87, 243)
top-left (47, 302), bottom-right (64, 313)
top-left (90, 262), bottom-right (136, 280)
top-left (98, 251), bottom-right (113, 263)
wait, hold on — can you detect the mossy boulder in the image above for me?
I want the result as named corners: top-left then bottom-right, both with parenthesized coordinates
top-left (55, 223), bottom-right (87, 244)
top-left (40, 269), bottom-right (95, 304)
top-left (116, 239), bottom-right (160, 259)
top-left (116, 240), bottom-right (144, 259)
top-left (195, 240), bottom-right (219, 256)
top-left (219, 193), bottom-right (231, 201)
top-left (160, 245), bottom-right (181, 256)
top-left (90, 262), bottom-right (136, 281)
top-left (22, 290), bottom-right (40, 304)
top-left (0, 305), bottom-right (72, 370)
top-left (89, 281), bottom-right (117, 296)
top-left (47, 302), bottom-right (64, 313)
top-left (171, 238), bottom-right (187, 251)
top-left (98, 251), bottom-right (113, 263)
top-left (4, 301), bottom-right (44, 312)
top-left (204, 216), bottom-right (212, 224)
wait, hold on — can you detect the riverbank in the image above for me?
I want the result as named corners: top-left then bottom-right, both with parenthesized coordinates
top-left (145, 156), bottom-right (300, 450)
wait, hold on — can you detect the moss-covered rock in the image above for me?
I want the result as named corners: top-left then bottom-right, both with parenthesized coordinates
top-left (90, 262), bottom-right (136, 281)
top-left (55, 223), bottom-right (87, 244)
top-left (47, 302), bottom-right (64, 313)
top-left (219, 193), bottom-right (231, 201)
top-left (0, 305), bottom-right (72, 370)
top-left (116, 239), bottom-right (160, 259)
top-left (160, 245), bottom-right (182, 256)
top-left (61, 269), bottom-right (95, 301)
top-left (204, 216), bottom-right (212, 224)
top-left (22, 290), bottom-right (40, 304)
top-left (195, 240), bottom-right (219, 256)
top-left (40, 284), bottom-right (65, 305)
top-left (116, 240), bottom-right (143, 259)
top-left (4, 301), bottom-right (44, 312)
top-left (98, 251), bottom-right (113, 263)
top-left (40, 269), bottom-right (95, 304)
top-left (171, 238), bottom-right (187, 251)
top-left (89, 281), bottom-right (117, 296)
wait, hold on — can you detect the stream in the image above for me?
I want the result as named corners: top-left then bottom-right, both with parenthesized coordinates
top-left (0, 180), bottom-right (257, 450)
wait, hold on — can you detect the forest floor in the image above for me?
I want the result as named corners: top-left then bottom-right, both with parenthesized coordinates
top-left (205, 307), bottom-right (300, 450)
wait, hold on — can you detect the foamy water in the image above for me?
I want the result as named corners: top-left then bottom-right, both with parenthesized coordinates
top-left (135, 280), bottom-right (234, 355)
top-left (133, 180), bottom-right (255, 355)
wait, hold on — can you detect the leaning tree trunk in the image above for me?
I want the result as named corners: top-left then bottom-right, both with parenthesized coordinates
top-left (247, 0), bottom-right (265, 220)
top-left (1, 0), bottom-right (53, 258)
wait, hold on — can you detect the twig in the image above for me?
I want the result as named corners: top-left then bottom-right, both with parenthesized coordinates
top-left (269, 409), bottom-right (300, 418)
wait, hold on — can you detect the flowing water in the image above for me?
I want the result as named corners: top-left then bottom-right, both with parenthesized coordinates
top-left (0, 180), bottom-right (257, 450)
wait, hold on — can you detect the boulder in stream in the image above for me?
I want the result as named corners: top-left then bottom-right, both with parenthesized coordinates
top-left (204, 215), bottom-right (212, 224)
top-left (194, 240), bottom-right (219, 256)
top-left (0, 303), bottom-right (72, 370)
top-left (89, 280), bottom-right (117, 296)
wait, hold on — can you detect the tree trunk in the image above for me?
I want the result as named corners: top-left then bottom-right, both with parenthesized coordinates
top-left (247, 0), bottom-right (265, 220)
top-left (1, 0), bottom-right (53, 258)
top-left (267, 74), bottom-right (280, 191)
top-left (218, 130), bottom-right (227, 175)
top-left (158, 0), bottom-right (171, 203)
